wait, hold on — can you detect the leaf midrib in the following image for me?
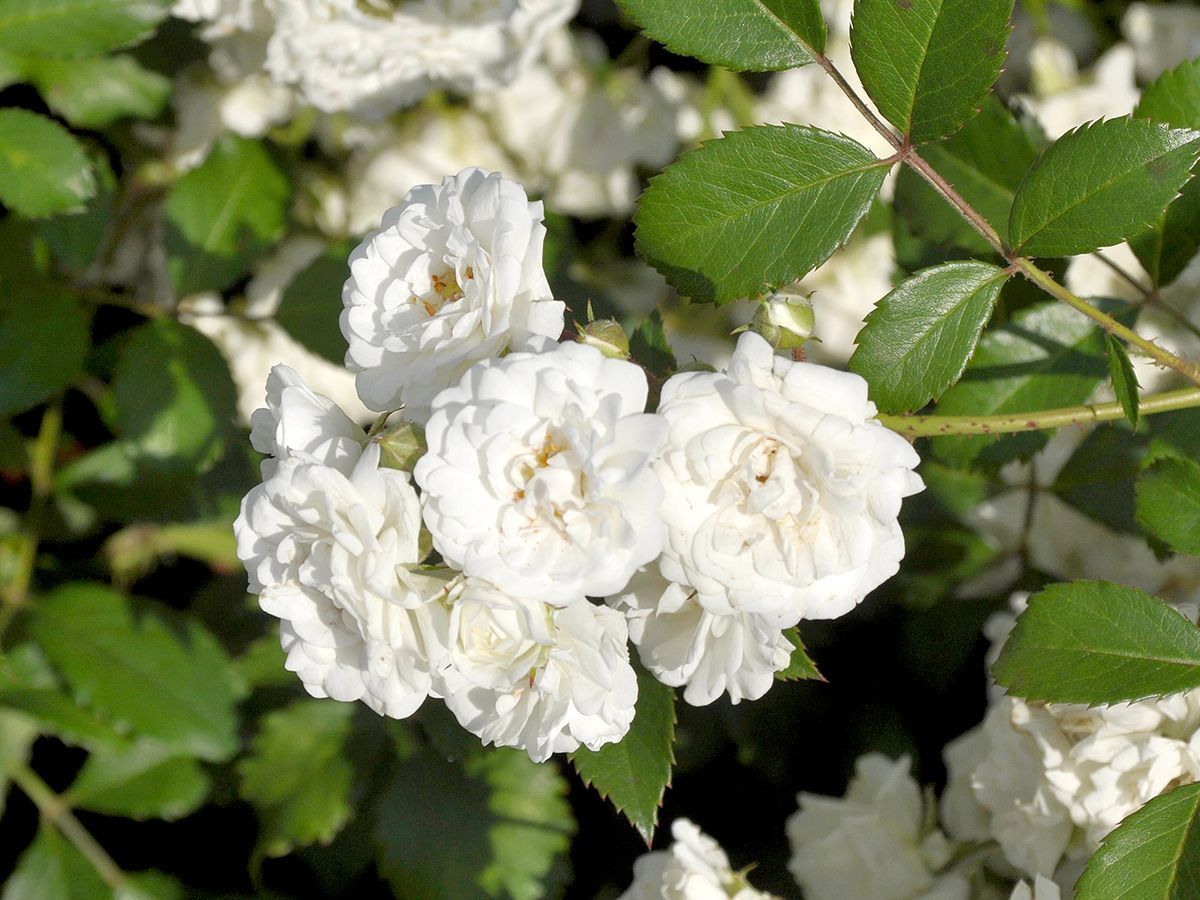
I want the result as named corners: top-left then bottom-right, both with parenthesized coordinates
top-left (748, 0), bottom-right (817, 59)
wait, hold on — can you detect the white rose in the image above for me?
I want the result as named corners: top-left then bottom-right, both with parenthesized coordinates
top-left (655, 332), bottom-right (923, 628)
top-left (341, 167), bottom-right (565, 421)
top-left (441, 598), bottom-right (637, 762)
top-left (787, 754), bottom-right (958, 900)
top-left (439, 577), bottom-right (554, 693)
top-left (620, 818), bottom-right (778, 900)
top-left (609, 568), bottom-right (792, 707)
top-left (262, 0), bottom-right (577, 117)
top-left (416, 341), bottom-right (667, 604)
top-left (1122, 2), bottom-right (1200, 81)
top-left (1020, 44), bottom-right (1139, 140)
top-left (235, 443), bottom-right (448, 717)
top-left (1009, 876), bottom-right (1062, 900)
top-left (248, 364), bottom-right (365, 478)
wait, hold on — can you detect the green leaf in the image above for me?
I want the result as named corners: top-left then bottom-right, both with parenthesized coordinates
top-left (850, 261), bottom-right (1009, 413)
top-left (1131, 58), bottom-right (1200, 288)
top-left (635, 124), bottom-right (888, 303)
top-left (1, 827), bottom-right (108, 900)
top-left (850, 0), bottom-right (1014, 144)
top-left (776, 628), bottom-right (823, 681)
top-left (571, 666), bottom-right (675, 843)
top-left (36, 155), bottom-right (116, 275)
top-left (27, 583), bottom-right (243, 762)
top-left (1105, 333), bottom-right (1140, 429)
top-left (165, 135), bottom-right (289, 295)
top-left (0, 709), bottom-right (37, 820)
top-left (615, 0), bottom-right (825, 71)
top-left (0, 109), bottom-right (94, 218)
top-left (375, 745), bottom-right (574, 900)
top-left (894, 97), bottom-right (1043, 255)
top-left (1075, 782), bottom-right (1200, 900)
top-left (991, 580), bottom-right (1200, 705)
top-left (115, 873), bottom-right (185, 900)
top-left (932, 301), bottom-right (1114, 469)
top-left (0, 291), bottom-right (90, 418)
top-left (1137, 456), bottom-right (1200, 557)
top-left (30, 55), bottom-right (170, 128)
top-left (233, 631), bottom-right (293, 690)
top-left (1009, 118), bottom-right (1200, 258)
top-left (274, 241), bottom-right (352, 365)
top-left (0, 644), bottom-right (132, 751)
top-left (237, 700), bottom-right (355, 859)
top-left (0, 0), bottom-right (166, 57)
top-left (1052, 427), bottom-right (1144, 534)
top-left (112, 319), bottom-right (238, 473)
top-left (628, 309), bottom-right (676, 378)
top-left (69, 742), bottom-right (209, 820)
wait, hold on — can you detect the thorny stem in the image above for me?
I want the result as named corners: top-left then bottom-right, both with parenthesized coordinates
top-left (878, 385), bottom-right (1200, 437)
top-left (10, 764), bottom-right (127, 890)
top-left (814, 52), bottom-right (1200, 387)
top-left (0, 403), bottom-right (61, 646)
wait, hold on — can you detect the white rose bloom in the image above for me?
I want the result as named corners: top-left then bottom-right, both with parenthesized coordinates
top-left (341, 167), bottom-right (565, 420)
top-left (1122, 2), bottom-right (1200, 82)
top-left (1019, 44), bottom-right (1138, 139)
top-left (787, 754), bottom-right (960, 900)
top-left (235, 442), bottom-right (448, 717)
top-left (248, 364), bottom-right (365, 478)
top-left (656, 332), bottom-right (923, 627)
top-left (339, 111), bottom-right (514, 237)
top-left (416, 341), bottom-right (667, 603)
top-left (263, 0), bottom-right (577, 117)
top-left (440, 595), bottom-right (637, 762)
top-left (609, 568), bottom-right (792, 707)
top-left (620, 818), bottom-right (778, 900)
top-left (172, 0), bottom-right (267, 39)
top-left (480, 30), bottom-right (680, 219)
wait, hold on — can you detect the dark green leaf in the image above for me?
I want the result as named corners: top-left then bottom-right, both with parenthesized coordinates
top-left (1104, 333), bottom-right (1140, 429)
top-left (0, 0), bottom-right (166, 57)
top-left (375, 745), bottom-right (574, 900)
top-left (0, 644), bottom-right (132, 751)
top-left (932, 301), bottom-right (1114, 469)
top-left (27, 583), bottom-right (243, 761)
top-left (0, 109), bottom-right (94, 218)
top-left (1, 827), bottom-right (108, 900)
top-left (850, 0), bottom-right (1014, 143)
top-left (233, 632), bottom-right (293, 690)
top-left (628, 309), bottom-right (676, 377)
top-left (571, 666), bottom-right (675, 842)
top-left (635, 124), bottom-right (888, 303)
top-left (36, 155), bottom-right (116, 275)
top-left (237, 700), bottom-right (355, 859)
top-left (1009, 118), bottom-right (1200, 258)
top-left (112, 319), bottom-right (238, 473)
top-left (274, 241), bottom-right (352, 365)
top-left (0, 291), bottom-right (90, 418)
top-left (1052, 427), bottom-right (1144, 534)
top-left (992, 580), bottom-right (1200, 704)
top-left (615, 0), bottom-right (825, 71)
top-left (1076, 782), bottom-right (1200, 900)
top-left (1131, 58), bottom-right (1200, 288)
top-left (894, 97), bottom-right (1043, 255)
top-left (1137, 456), bottom-right (1200, 557)
top-left (115, 873), bottom-right (185, 900)
top-left (30, 55), bottom-right (170, 128)
top-left (850, 261), bottom-right (1009, 413)
top-left (69, 742), bottom-right (209, 820)
top-left (165, 135), bottom-right (289, 295)
top-left (776, 629), bottom-right (823, 681)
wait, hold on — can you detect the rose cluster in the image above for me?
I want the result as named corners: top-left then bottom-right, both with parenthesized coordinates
top-left (234, 167), bottom-right (924, 761)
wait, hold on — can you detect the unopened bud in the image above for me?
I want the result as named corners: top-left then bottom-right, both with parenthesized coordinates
top-left (375, 421), bottom-right (427, 472)
top-left (575, 317), bottom-right (630, 359)
top-left (744, 290), bottom-right (816, 350)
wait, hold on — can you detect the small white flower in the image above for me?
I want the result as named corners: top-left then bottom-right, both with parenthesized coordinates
top-left (1122, 2), bottom-right (1200, 81)
top-left (440, 594), bottom-right (637, 762)
top-left (619, 818), bottom-right (778, 900)
top-left (235, 443), bottom-right (446, 717)
top-left (262, 0), bottom-right (577, 117)
top-left (248, 364), bottom-right (365, 478)
top-left (609, 568), bottom-right (792, 707)
top-left (341, 167), bottom-right (565, 421)
top-left (415, 341), bottom-right (667, 604)
top-left (1009, 876), bottom-right (1062, 900)
top-left (787, 754), bottom-right (959, 900)
top-left (655, 332), bottom-right (923, 628)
